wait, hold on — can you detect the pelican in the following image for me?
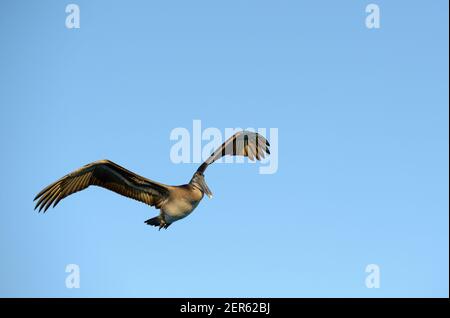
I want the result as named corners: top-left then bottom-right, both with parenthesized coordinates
top-left (34, 131), bottom-right (270, 230)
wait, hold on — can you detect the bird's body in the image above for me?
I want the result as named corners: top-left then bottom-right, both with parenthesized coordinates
top-left (160, 184), bottom-right (203, 224)
top-left (34, 131), bottom-right (270, 230)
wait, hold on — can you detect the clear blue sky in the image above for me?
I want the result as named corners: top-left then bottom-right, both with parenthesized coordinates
top-left (0, 0), bottom-right (448, 297)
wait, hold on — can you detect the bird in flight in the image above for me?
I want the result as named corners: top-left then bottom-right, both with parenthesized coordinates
top-left (34, 131), bottom-right (270, 230)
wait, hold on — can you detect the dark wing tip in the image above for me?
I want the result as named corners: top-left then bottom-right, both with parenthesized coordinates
top-left (34, 198), bottom-right (41, 211)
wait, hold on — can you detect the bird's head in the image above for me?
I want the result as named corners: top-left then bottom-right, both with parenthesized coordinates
top-left (190, 171), bottom-right (213, 199)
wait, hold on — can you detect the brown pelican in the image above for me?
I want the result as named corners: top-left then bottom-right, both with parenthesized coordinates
top-left (34, 131), bottom-right (270, 230)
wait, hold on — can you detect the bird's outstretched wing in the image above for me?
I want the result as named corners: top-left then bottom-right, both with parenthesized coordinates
top-left (197, 131), bottom-right (270, 174)
top-left (34, 160), bottom-right (170, 212)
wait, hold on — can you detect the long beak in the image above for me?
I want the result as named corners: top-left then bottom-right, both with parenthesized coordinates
top-left (201, 180), bottom-right (213, 199)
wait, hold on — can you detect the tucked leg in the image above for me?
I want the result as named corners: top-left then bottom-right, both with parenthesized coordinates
top-left (144, 216), bottom-right (160, 227)
top-left (145, 214), bottom-right (171, 230)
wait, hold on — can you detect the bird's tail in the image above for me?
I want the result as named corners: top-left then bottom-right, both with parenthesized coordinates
top-left (145, 216), bottom-right (161, 227)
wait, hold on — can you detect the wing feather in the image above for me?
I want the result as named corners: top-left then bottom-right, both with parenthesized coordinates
top-left (197, 131), bottom-right (270, 173)
top-left (34, 160), bottom-right (169, 212)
